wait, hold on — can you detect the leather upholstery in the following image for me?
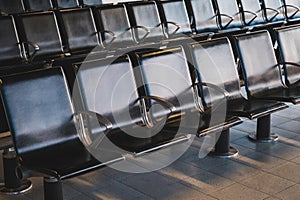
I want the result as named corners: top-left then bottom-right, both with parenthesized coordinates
top-left (0, 0), bottom-right (25, 14)
top-left (285, 0), bottom-right (300, 20)
top-left (95, 4), bottom-right (134, 47)
top-left (128, 1), bottom-right (165, 42)
top-left (275, 25), bottom-right (300, 85)
top-left (60, 8), bottom-right (101, 54)
top-left (263, 0), bottom-right (286, 22)
top-left (76, 55), bottom-right (143, 129)
top-left (159, 0), bottom-right (192, 36)
top-left (135, 46), bottom-right (242, 135)
top-left (18, 11), bottom-right (64, 61)
top-left (0, 16), bottom-right (23, 66)
top-left (0, 67), bottom-right (108, 179)
top-left (26, 0), bottom-right (52, 12)
top-left (240, 0), bottom-right (265, 26)
top-left (235, 30), bottom-right (300, 104)
top-left (56, 0), bottom-right (79, 9)
top-left (188, 0), bottom-right (219, 34)
top-left (189, 37), bottom-right (287, 120)
top-left (215, 0), bottom-right (243, 29)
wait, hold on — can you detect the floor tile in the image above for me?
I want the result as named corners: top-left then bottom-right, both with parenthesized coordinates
top-left (240, 172), bottom-right (294, 195)
top-left (275, 184), bottom-right (300, 200)
top-left (268, 162), bottom-right (300, 183)
top-left (210, 183), bottom-right (269, 200)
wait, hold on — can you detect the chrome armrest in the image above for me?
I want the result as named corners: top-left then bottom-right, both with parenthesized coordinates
top-left (98, 30), bottom-right (116, 48)
top-left (76, 111), bottom-right (112, 132)
top-left (131, 25), bottom-right (150, 43)
top-left (193, 82), bottom-right (230, 98)
top-left (264, 7), bottom-right (279, 22)
top-left (278, 62), bottom-right (300, 86)
top-left (286, 5), bottom-right (300, 18)
top-left (243, 10), bottom-right (258, 25)
top-left (139, 95), bottom-right (176, 128)
top-left (164, 21), bottom-right (181, 36)
top-left (22, 41), bottom-right (40, 62)
top-left (219, 13), bottom-right (234, 29)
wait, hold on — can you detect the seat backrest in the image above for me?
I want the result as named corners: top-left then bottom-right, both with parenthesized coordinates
top-left (55, 0), bottom-right (79, 9)
top-left (75, 55), bottom-right (143, 129)
top-left (188, 0), bottom-right (219, 33)
top-left (239, 0), bottom-right (265, 25)
top-left (159, 0), bottom-right (192, 36)
top-left (26, 0), bottom-right (53, 12)
top-left (0, 0), bottom-right (25, 14)
top-left (214, 0), bottom-right (243, 29)
top-left (284, 0), bottom-right (300, 19)
top-left (275, 25), bottom-right (300, 85)
top-left (235, 31), bottom-right (283, 96)
top-left (189, 38), bottom-right (242, 107)
top-left (95, 4), bottom-right (134, 47)
top-left (0, 16), bottom-right (23, 66)
top-left (135, 46), bottom-right (198, 115)
top-left (0, 67), bottom-right (83, 159)
top-left (263, 0), bottom-right (286, 22)
top-left (127, 1), bottom-right (164, 42)
top-left (18, 11), bottom-right (64, 60)
top-left (82, 0), bottom-right (102, 6)
top-left (60, 8), bottom-right (100, 53)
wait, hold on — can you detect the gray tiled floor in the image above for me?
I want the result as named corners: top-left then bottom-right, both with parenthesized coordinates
top-left (0, 106), bottom-right (300, 200)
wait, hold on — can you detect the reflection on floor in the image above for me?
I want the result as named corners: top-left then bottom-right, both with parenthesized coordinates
top-left (0, 105), bottom-right (300, 200)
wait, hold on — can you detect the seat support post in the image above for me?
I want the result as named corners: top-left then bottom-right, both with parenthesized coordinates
top-left (210, 129), bottom-right (238, 158)
top-left (44, 177), bottom-right (63, 200)
top-left (0, 148), bottom-right (32, 194)
top-left (248, 114), bottom-right (279, 143)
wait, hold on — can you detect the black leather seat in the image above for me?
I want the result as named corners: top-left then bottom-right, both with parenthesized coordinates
top-left (54, 0), bottom-right (80, 9)
top-left (0, 16), bottom-right (24, 67)
top-left (134, 46), bottom-right (242, 157)
top-left (74, 54), bottom-right (189, 153)
top-left (82, 0), bottom-right (102, 6)
top-left (262, 0), bottom-right (286, 23)
top-left (235, 30), bottom-right (300, 104)
top-left (284, 0), bottom-right (300, 21)
top-left (214, 0), bottom-right (243, 29)
top-left (158, 0), bottom-right (192, 37)
top-left (26, 0), bottom-right (53, 12)
top-left (274, 24), bottom-right (300, 86)
top-left (186, 0), bottom-right (219, 37)
top-left (0, 0), bottom-right (25, 14)
top-left (127, 1), bottom-right (165, 43)
top-left (239, 0), bottom-right (266, 26)
top-left (59, 7), bottom-right (102, 54)
top-left (189, 37), bottom-right (288, 142)
top-left (94, 4), bottom-right (136, 48)
top-left (17, 11), bottom-right (65, 62)
top-left (0, 67), bottom-right (122, 200)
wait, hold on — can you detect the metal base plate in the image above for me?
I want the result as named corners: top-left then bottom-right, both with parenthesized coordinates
top-left (209, 146), bottom-right (239, 158)
top-left (248, 132), bottom-right (279, 143)
top-left (0, 180), bottom-right (32, 195)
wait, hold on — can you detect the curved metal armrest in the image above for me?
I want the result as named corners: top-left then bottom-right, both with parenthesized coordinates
top-left (140, 96), bottom-right (176, 113)
top-left (164, 21), bottom-right (181, 36)
top-left (139, 95), bottom-right (176, 128)
top-left (193, 82), bottom-right (230, 99)
top-left (279, 62), bottom-right (300, 86)
top-left (286, 5), bottom-right (300, 18)
top-left (264, 7), bottom-right (279, 22)
top-left (219, 13), bottom-right (234, 29)
top-left (76, 111), bottom-right (113, 133)
top-left (22, 41), bottom-right (40, 62)
top-left (131, 25), bottom-right (150, 43)
top-left (99, 30), bottom-right (116, 48)
top-left (243, 10), bottom-right (258, 25)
